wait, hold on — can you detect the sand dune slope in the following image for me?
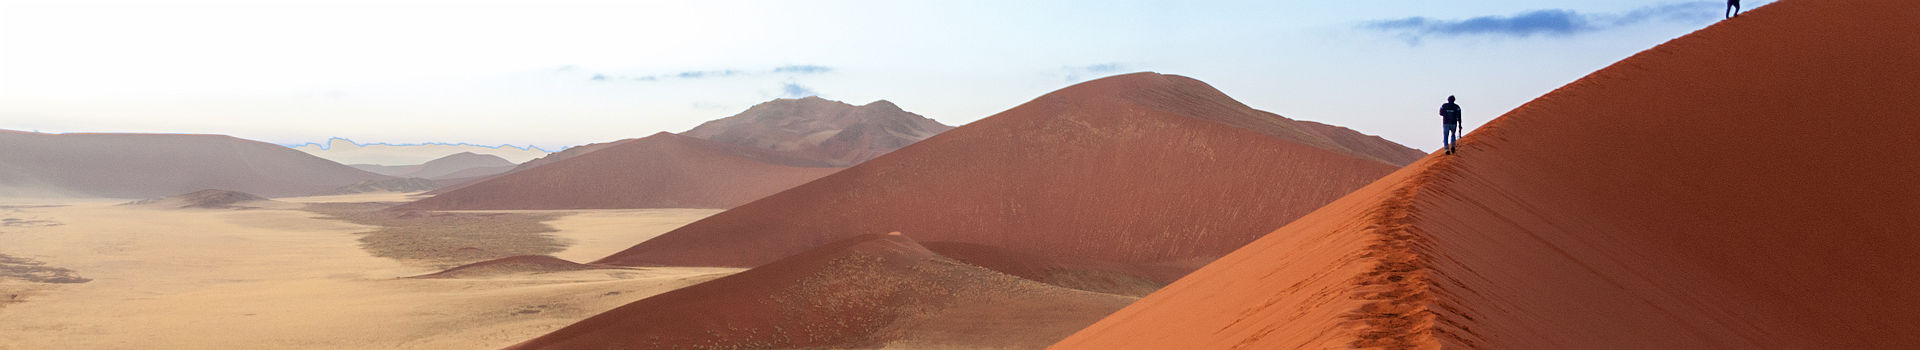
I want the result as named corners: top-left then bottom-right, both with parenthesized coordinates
top-left (395, 133), bottom-right (840, 210)
top-left (507, 233), bottom-right (1134, 350)
top-left (1054, 0), bottom-right (1920, 348)
top-left (597, 73), bottom-right (1417, 288)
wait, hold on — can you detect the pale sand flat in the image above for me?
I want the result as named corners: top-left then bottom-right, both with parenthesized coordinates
top-left (0, 199), bottom-right (735, 349)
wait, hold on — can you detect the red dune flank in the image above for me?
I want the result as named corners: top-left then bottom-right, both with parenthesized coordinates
top-left (505, 233), bottom-right (1134, 350)
top-left (394, 132), bottom-right (839, 210)
top-left (596, 73), bottom-right (1418, 286)
top-left (1055, 0), bottom-right (1920, 348)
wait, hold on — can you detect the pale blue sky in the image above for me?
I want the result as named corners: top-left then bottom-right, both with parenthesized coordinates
top-left (0, 0), bottom-right (1771, 151)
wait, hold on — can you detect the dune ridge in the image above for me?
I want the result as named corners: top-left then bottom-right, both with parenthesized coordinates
top-left (1054, 0), bottom-right (1920, 348)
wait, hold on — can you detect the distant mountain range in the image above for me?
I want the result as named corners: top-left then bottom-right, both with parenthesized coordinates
top-left (289, 138), bottom-right (551, 165)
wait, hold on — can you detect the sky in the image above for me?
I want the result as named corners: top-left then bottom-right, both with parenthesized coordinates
top-left (0, 0), bottom-right (1772, 152)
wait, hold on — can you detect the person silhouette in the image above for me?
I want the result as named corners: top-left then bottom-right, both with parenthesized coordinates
top-left (1440, 96), bottom-right (1462, 155)
top-left (1727, 0), bottom-right (1741, 19)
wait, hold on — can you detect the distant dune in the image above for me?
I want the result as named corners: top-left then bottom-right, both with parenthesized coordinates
top-left (505, 233), bottom-right (1134, 350)
top-left (1055, 0), bottom-right (1920, 348)
top-left (350, 152), bottom-right (514, 180)
top-left (596, 72), bottom-right (1418, 291)
top-left (394, 132), bottom-right (840, 210)
top-left (397, 152), bottom-right (514, 179)
top-left (0, 132), bottom-right (389, 198)
top-left (421, 138), bottom-right (636, 196)
top-left (291, 137), bottom-right (550, 165)
top-left (410, 255), bottom-right (616, 279)
top-left (683, 96), bottom-right (954, 166)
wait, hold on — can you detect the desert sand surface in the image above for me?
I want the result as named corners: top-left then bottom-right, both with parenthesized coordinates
top-left (538, 209), bottom-right (723, 263)
top-left (1055, 0), bottom-right (1920, 348)
top-left (0, 197), bottom-right (736, 350)
top-left (597, 73), bottom-right (1419, 293)
top-left (404, 208), bottom-right (723, 264)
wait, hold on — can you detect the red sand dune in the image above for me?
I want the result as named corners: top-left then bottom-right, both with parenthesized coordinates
top-left (0, 132), bottom-right (388, 198)
top-left (1055, 0), bottom-right (1920, 348)
top-left (596, 73), bottom-right (1419, 287)
top-left (681, 96), bottom-right (954, 167)
top-left (395, 132), bottom-right (839, 210)
top-left (410, 255), bottom-right (614, 279)
top-left (505, 233), bottom-right (1134, 350)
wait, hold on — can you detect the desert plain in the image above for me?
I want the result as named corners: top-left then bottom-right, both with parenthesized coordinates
top-left (0, 193), bottom-right (731, 349)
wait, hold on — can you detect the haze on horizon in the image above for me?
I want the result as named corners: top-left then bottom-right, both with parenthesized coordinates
top-left (0, 0), bottom-right (1770, 151)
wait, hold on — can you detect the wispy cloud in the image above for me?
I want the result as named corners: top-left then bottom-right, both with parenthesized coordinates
top-left (1062, 63), bottom-right (1128, 82)
top-left (675, 70), bottom-right (741, 79)
top-left (1364, 2), bottom-right (1719, 42)
top-left (772, 65), bottom-right (832, 74)
top-left (779, 82), bottom-right (818, 98)
top-left (581, 64), bottom-right (831, 83)
top-left (1371, 10), bottom-right (1590, 38)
